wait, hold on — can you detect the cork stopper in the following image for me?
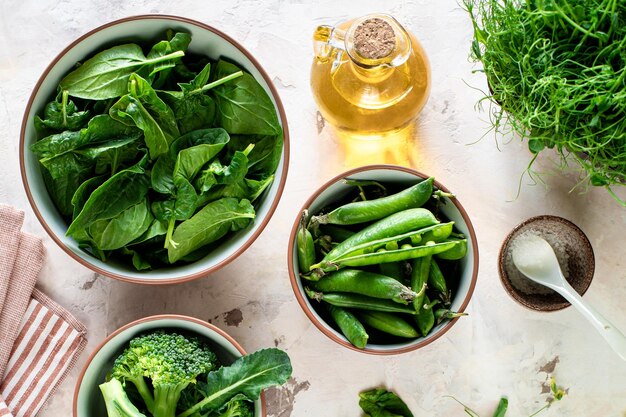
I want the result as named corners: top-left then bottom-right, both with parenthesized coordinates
top-left (353, 18), bottom-right (396, 60)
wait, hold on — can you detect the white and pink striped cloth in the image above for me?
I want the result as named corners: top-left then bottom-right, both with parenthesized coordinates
top-left (0, 205), bottom-right (87, 417)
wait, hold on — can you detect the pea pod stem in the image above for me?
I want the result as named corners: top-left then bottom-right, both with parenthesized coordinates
top-left (312, 240), bottom-right (462, 272)
top-left (313, 178), bottom-right (434, 226)
top-left (305, 289), bottom-right (418, 315)
top-left (434, 309), bottom-right (468, 325)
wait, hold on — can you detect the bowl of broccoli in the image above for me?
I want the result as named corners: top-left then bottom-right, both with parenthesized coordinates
top-left (73, 315), bottom-right (292, 417)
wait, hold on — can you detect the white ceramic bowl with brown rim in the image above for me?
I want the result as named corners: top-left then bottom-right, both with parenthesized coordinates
top-left (20, 15), bottom-right (289, 284)
top-left (73, 315), bottom-right (266, 417)
top-left (287, 165), bottom-right (479, 354)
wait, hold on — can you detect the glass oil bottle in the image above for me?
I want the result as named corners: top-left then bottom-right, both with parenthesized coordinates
top-left (311, 14), bottom-right (431, 141)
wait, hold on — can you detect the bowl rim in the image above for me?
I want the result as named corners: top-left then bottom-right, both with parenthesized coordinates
top-left (72, 314), bottom-right (266, 417)
top-left (497, 214), bottom-right (595, 312)
top-left (20, 14), bottom-right (290, 285)
top-left (287, 164), bottom-right (479, 355)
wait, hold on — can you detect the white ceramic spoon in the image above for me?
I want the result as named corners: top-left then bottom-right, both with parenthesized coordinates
top-left (512, 234), bottom-right (626, 361)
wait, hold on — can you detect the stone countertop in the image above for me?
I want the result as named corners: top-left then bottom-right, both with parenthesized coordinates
top-left (1, 1), bottom-right (626, 416)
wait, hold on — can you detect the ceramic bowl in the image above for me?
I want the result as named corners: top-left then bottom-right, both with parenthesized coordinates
top-left (498, 215), bottom-right (595, 311)
top-left (20, 15), bottom-right (289, 284)
top-left (73, 315), bottom-right (266, 417)
top-left (287, 165), bottom-right (479, 354)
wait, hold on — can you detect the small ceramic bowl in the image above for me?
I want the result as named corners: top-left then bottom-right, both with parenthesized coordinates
top-left (287, 165), bottom-right (479, 354)
top-left (498, 215), bottom-right (595, 311)
top-left (73, 315), bottom-right (266, 417)
top-left (20, 15), bottom-right (289, 284)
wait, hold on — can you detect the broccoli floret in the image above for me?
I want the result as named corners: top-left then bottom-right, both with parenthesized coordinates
top-left (100, 379), bottom-right (147, 417)
top-left (110, 332), bottom-right (218, 417)
top-left (217, 399), bottom-right (254, 417)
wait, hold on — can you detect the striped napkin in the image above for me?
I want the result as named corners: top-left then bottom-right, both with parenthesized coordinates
top-left (0, 205), bottom-right (87, 417)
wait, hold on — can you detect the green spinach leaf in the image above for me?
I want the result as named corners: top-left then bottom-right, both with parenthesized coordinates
top-left (211, 60), bottom-right (282, 135)
top-left (88, 198), bottom-right (153, 250)
top-left (67, 156), bottom-right (150, 237)
top-left (59, 44), bottom-right (185, 100)
top-left (110, 73), bottom-right (179, 159)
top-left (359, 388), bottom-right (413, 417)
top-left (167, 197), bottom-right (255, 263)
top-left (227, 133), bottom-right (283, 178)
top-left (148, 31), bottom-right (192, 88)
top-left (177, 348), bottom-right (292, 417)
top-left (34, 90), bottom-right (90, 133)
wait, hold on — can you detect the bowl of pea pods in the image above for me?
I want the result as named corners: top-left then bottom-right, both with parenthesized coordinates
top-left (288, 165), bottom-right (479, 354)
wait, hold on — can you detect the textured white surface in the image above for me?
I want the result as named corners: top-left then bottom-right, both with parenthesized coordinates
top-left (1, 1), bottom-right (626, 416)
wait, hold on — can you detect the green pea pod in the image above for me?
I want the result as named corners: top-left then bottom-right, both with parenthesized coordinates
top-left (428, 259), bottom-right (451, 304)
top-left (411, 255), bottom-right (431, 312)
top-left (415, 295), bottom-right (438, 336)
top-left (436, 236), bottom-right (468, 260)
top-left (314, 177), bottom-right (434, 225)
top-left (296, 212), bottom-right (316, 273)
top-left (322, 208), bottom-right (438, 263)
top-left (312, 269), bottom-right (416, 304)
top-left (434, 309), bottom-right (468, 325)
top-left (313, 240), bottom-right (460, 272)
top-left (319, 224), bottom-right (355, 243)
top-left (331, 221), bottom-right (453, 261)
top-left (327, 305), bottom-right (369, 349)
top-left (492, 397), bottom-right (508, 417)
top-left (305, 289), bottom-right (418, 315)
top-left (357, 311), bottom-right (419, 338)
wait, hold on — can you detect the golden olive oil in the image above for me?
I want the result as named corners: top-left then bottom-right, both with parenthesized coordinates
top-left (311, 15), bottom-right (431, 137)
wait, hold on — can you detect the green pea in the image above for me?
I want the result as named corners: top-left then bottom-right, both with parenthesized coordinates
top-left (379, 261), bottom-right (404, 281)
top-left (305, 289), bottom-right (418, 315)
top-left (428, 259), bottom-right (451, 304)
top-left (313, 240), bottom-right (460, 272)
top-left (297, 212), bottom-right (316, 273)
top-left (436, 237), bottom-right (468, 260)
top-left (415, 294), bottom-right (438, 336)
top-left (327, 305), bottom-right (369, 349)
top-left (313, 177), bottom-right (434, 225)
top-left (410, 255), bottom-right (431, 313)
top-left (319, 224), bottom-right (355, 243)
top-left (357, 311), bottom-right (419, 338)
top-left (312, 269), bottom-right (416, 304)
top-left (322, 208), bottom-right (438, 262)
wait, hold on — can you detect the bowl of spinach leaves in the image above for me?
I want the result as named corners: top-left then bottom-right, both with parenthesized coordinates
top-left (20, 15), bottom-right (289, 283)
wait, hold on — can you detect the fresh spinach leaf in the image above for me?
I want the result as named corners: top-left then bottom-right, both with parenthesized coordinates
top-left (67, 156), bottom-right (150, 237)
top-left (167, 197), bottom-right (255, 263)
top-left (34, 90), bottom-right (90, 133)
top-left (110, 73), bottom-right (179, 159)
top-left (148, 31), bottom-right (192, 88)
top-left (40, 151), bottom-right (94, 217)
top-left (88, 198), bottom-right (153, 250)
top-left (177, 348), bottom-right (292, 417)
top-left (227, 133), bottom-right (283, 178)
top-left (359, 388), bottom-right (413, 417)
top-left (211, 60), bottom-right (282, 135)
top-left (59, 44), bottom-right (185, 100)
top-left (173, 129), bottom-right (230, 184)
top-left (160, 90), bottom-right (216, 134)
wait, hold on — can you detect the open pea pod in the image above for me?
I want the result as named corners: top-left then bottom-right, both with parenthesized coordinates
top-left (333, 221), bottom-right (454, 260)
top-left (312, 239), bottom-right (466, 272)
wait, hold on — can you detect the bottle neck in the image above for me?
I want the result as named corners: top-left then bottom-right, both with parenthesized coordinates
top-left (313, 14), bottom-right (412, 70)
